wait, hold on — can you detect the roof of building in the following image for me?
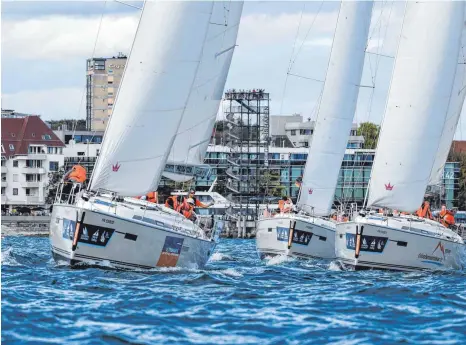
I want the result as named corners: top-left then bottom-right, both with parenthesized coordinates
top-left (1, 116), bottom-right (65, 158)
top-left (452, 140), bottom-right (466, 153)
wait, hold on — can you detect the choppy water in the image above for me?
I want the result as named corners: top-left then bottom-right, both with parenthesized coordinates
top-left (2, 236), bottom-right (466, 345)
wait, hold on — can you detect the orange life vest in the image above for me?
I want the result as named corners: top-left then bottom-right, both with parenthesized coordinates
top-left (68, 165), bottom-right (86, 183)
top-left (165, 196), bottom-right (181, 209)
top-left (439, 209), bottom-right (455, 227)
top-left (177, 200), bottom-right (194, 219)
top-left (416, 201), bottom-right (433, 220)
top-left (146, 191), bottom-right (157, 203)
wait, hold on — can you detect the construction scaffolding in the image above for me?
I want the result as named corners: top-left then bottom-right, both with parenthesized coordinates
top-left (220, 89), bottom-right (270, 219)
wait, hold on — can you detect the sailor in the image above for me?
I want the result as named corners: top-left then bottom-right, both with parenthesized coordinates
top-left (177, 197), bottom-right (196, 221)
top-left (439, 205), bottom-right (456, 228)
top-left (278, 196), bottom-right (292, 214)
top-left (165, 194), bottom-right (182, 210)
top-left (186, 189), bottom-right (213, 208)
top-left (62, 164), bottom-right (87, 201)
top-left (416, 201), bottom-right (433, 219)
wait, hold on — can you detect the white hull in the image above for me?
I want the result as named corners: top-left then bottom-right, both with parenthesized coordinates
top-left (50, 196), bottom-right (220, 269)
top-left (256, 214), bottom-right (336, 260)
top-left (335, 215), bottom-right (465, 272)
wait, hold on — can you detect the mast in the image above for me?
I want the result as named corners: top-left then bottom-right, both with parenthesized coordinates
top-left (367, 1), bottom-right (464, 212)
top-left (297, 1), bottom-right (374, 216)
top-left (89, 1), bottom-right (215, 196)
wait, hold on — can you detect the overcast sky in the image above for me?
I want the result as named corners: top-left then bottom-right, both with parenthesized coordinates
top-left (1, 0), bottom-right (465, 139)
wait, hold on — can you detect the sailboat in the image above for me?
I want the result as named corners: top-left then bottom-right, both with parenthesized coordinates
top-left (335, 1), bottom-right (465, 271)
top-left (255, 1), bottom-right (374, 260)
top-left (162, 2), bottom-right (243, 183)
top-left (49, 1), bottom-right (239, 269)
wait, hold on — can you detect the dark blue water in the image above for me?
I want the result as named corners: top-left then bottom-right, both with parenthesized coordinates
top-left (2, 236), bottom-right (466, 345)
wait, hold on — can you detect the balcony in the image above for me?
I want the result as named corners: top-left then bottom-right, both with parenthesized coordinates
top-left (22, 167), bottom-right (46, 174)
top-left (25, 196), bottom-right (41, 204)
top-left (1, 181), bottom-right (7, 188)
top-left (1, 166), bottom-right (7, 173)
top-left (22, 181), bottom-right (41, 188)
top-left (1, 195), bottom-right (7, 204)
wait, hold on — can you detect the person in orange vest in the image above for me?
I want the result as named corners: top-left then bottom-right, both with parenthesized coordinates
top-left (186, 189), bottom-right (212, 208)
top-left (416, 201), bottom-right (433, 219)
top-left (64, 165), bottom-right (87, 184)
top-left (137, 191), bottom-right (158, 203)
top-left (278, 196), bottom-right (289, 214)
top-left (177, 198), bottom-right (196, 221)
top-left (439, 205), bottom-right (456, 228)
top-left (165, 195), bottom-right (182, 210)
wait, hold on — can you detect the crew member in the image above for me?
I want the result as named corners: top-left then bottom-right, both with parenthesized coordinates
top-left (137, 191), bottom-right (158, 203)
top-left (439, 205), bottom-right (456, 228)
top-left (177, 197), bottom-right (196, 221)
top-left (416, 201), bottom-right (433, 219)
top-left (278, 196), bottom-right (292, 214)
top-left (165, 194), bottom-right (182, 210)
top-left (186, 189), bottom-right (212, 208)
top-left (62, 164), bottom-right (87, 201)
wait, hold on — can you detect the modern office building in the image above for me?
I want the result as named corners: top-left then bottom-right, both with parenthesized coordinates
top-left (86, 53), bottom-right (127, 131)
top-left (1, 112), bottom-right (65, 209)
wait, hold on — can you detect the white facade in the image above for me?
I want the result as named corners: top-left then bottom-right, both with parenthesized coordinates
top-left (1, 144), bottom-right (64, 207)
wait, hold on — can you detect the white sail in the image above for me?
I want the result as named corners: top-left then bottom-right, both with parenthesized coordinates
top-left (429, 14), bottom-right (466, 185)
top-left (90, 1), bottom-right (214, 195)
top-left (367, 1), bottom-right (464, 212)
top-left (297, 1), bottom-right (373, 216)
top-left (163, 1), bottom-right (243, 182)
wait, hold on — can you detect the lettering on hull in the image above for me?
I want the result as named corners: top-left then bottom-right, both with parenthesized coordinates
top-left (157, 236), bottom-right (184, 267)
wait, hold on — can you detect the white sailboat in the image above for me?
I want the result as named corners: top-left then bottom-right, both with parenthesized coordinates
top-left (50, 1), bottom-right (230, 269)
top-left (335, 1), bottom-right (465, 272)
top-left (255, 1), bottom-right (374, 260)
top-left (162, 2), bottom-right (244, 183)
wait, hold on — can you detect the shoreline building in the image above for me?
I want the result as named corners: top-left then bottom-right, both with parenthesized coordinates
top-left (86, 53), bottom-right (127, 131)
top-left (1, 111), bottom-right (65, 210)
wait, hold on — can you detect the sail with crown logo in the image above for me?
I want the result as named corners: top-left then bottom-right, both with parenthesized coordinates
top-left (367, 1), bottom-right (464, 212)
top-left (163, 1), bottom-right (244, 183)
top-left (89, 1), bottom-right (214, 195)
top-left (297, 1), bottom-right (373, 216)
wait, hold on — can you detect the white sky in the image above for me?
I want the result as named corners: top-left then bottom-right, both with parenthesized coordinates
top-left (1, 0), bottom-right (465, 139)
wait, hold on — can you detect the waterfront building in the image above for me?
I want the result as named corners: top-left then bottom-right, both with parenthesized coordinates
top-left (86, 53), bottom-right (127, 131)
top-left (1, 113), bottom-right (65, 210)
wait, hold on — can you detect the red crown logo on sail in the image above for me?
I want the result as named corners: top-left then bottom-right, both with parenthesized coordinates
top-left (308, 188), bottom-right (313, 195)
top-left (385, 182), bottom-right (394, 191)
top-left (112, 162), bottom-right (121, 172)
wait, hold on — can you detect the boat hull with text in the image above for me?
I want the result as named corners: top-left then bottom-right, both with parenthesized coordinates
top-left (256, 214), bottom-right (336, 260)
top-left (50, 195), bottom-right (221, 270)
top-left (335, 215), bottom-right (465, 271)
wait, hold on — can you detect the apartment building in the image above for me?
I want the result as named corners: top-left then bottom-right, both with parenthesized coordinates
top-left (86, 53), bottom-right (127, 131)
top-left (1, 113), bottom-right (65, 209)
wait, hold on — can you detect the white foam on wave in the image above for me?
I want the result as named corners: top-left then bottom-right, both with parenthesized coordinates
top-left (328, 261), bottom-right (342, 271)
top-left (265, 254), bottom-right (293, 266)
top-left (1, 247), bottom-right (21, 266)
top-left (222, 268), bottom-right (243, 278)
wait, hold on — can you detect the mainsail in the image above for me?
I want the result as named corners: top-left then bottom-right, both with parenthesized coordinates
top-left (428, 11), bottom-right (466, 185)
top-left (297, 1), bottom-right (373, 216)
top-left (163, 1), bottom-right (244, 182)
top-left (90, 1), bottom-right (214, 195)
top-left (367, 1), bottom-right (464, 212)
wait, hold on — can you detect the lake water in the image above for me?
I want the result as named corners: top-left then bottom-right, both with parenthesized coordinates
top-left (2, 236), bottom-right (466, 344)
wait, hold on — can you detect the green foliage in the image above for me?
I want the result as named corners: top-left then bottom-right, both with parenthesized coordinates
top-left (357, 122), bottom-right (380, 149)
top-left (259, 169), bottom-right (285, 197)
top-left (47, 119), bottom-right (87, 131)
top-left (45, 166), bottom-right (66, 205)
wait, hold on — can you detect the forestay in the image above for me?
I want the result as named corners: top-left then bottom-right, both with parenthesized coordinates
top-left (297, 1), bottom-right (373, 216)
top-left (163, 1), bottom-right (244, 182)
top-left (367, 1), bottom-right (464, 212)
top-left (428, 9), bottom-right (466, 185)
top-left (90, 1), bottom-right (214, 195)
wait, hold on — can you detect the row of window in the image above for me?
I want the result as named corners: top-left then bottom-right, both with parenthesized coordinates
top-left (1, 187), bottom-right (38, 196)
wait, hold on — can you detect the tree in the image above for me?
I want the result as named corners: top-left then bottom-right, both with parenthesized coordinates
top-left (259, 169), bottom-right (285, 197)
top-left (357, 122), bottom-right (380, 149)
top-left (45, 166), bottom-right (66, 205)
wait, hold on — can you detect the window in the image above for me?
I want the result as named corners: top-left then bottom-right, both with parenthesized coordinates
top-left (42, 134), bottom-right (52, 140)
top-left (48, 147), bottom-right (53, 154)
top-left (290, 130), bottom-right (296, 136)
top-left (9, 144), bottom-right (14, 150)
top-left (13, 174), bottom-right (18, 182)
top-left (49, 161), bottom-right (59, 171)
top-left (13, 160), bottom-right (18, 167)
top-left (300, 129), bottom-right (309, 135)
top-left (1, 187), bottom-right (5, 195)
top-left (304, 141), bottom-right (309, 148)
top-left (32, 133), bottom-right (35, 137)
top-left (26, 188), bottom-right (31, 196)
top-left (108, 69), bottom-right (114, 74)
top-left (13, 188), bottom-right (18, 196)
top-left (77, 152), bottom-right (85, 156)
